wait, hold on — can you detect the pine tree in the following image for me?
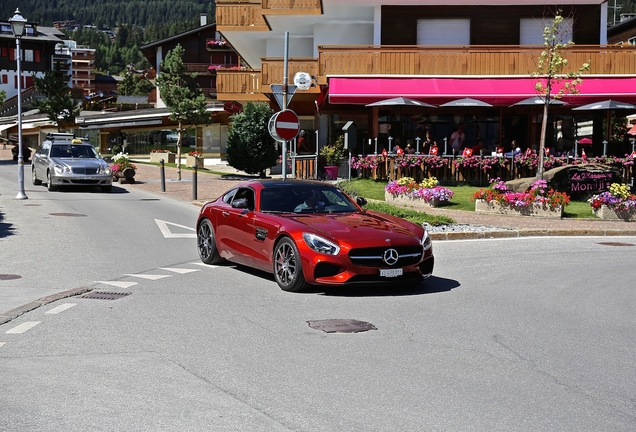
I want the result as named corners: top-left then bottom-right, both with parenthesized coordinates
top-left (33, 71), bottom-right (82, 132)
top-left (155, 44), bottom-right (210, 180)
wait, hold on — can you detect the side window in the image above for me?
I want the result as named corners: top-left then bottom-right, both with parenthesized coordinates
top-left (233, 188), bottom-right (255, 211)
top-left (222, 189), bottom-right (238, 204)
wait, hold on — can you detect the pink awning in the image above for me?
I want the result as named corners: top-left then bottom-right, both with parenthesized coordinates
top-left (328, 76), bottom-right (636, 107)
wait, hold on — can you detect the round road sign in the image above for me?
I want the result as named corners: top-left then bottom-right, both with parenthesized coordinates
top-left (269, 109), bottom-right (300, 141)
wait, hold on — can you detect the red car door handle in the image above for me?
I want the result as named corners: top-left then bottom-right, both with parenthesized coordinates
top-left (222, 211), bottom-right (230, 217)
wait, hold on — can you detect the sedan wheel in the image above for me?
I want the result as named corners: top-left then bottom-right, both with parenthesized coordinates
top-left (46, 171), bottom-right (57, 191)
top-left (197, 219), bottom-right (223, 265)
top-left (274, 237), bottom-right (309, 292)
top-left (32, 167), bottom-right (42, 185)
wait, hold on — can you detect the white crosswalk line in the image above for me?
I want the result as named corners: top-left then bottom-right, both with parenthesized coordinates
top-left (0, 342), bottom-right (5, 348)
top-left (46, 303), bottom-right (77, 314)
top-left (159, 267), bottom-right (200, 274)
top-left (125, 274), bottom-right (172, 280)
top-left (6, 321), bottom-right (41, 334)
top-left (94, 281), bottom-right (138, 288)
top-left (191, 262), bottom-right (219, 268)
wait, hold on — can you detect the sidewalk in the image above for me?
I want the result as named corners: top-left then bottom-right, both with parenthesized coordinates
top-left (125, 160), bottom-right (636, 240)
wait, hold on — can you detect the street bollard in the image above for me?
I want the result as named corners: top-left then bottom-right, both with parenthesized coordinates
top-left (159, 159), bottom-right (166, 192)
top-left (192, 164), bottom-right (197, 201)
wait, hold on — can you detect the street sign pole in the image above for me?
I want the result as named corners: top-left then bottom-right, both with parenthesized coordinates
top-left (282, 31), bottom-right (290, 180)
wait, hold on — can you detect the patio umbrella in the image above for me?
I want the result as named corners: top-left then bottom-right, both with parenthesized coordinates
top-left (366, 96), bottom-right (436, 108)
top-left (572, 99), bottom-right (636, 146)
top-left (440, 97), bottom-right (493, 108)
top-left (510, 96), bottom-right (567, 107)
top-left (578, 137), bottom-right (593, 145)
top-left (628, 124), bottom-right (636, 136)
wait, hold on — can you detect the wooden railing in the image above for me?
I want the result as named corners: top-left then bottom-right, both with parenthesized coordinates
top-left (318, 45), bottom-right (636, 76)
top-left (261, 58), bottom-right (320, 90)
top-left (216, 3), bottom-right (268, 30)
top-left (216, 70), bottom-right (268, 101)
top-left (262, 0), bottom-right (321, 14)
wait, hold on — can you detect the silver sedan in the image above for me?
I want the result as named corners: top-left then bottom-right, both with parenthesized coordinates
top-left (32, 141), bottom-right (113, 192)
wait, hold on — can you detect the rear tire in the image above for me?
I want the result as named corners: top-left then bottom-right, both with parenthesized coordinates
top-left (273, 237), bottom-right (309, 292)
top-left (197, 219), bottom-right (223, 265)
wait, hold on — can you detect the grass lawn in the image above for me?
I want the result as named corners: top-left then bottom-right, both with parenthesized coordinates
top-left (339, 178), bottom-right (597, 220)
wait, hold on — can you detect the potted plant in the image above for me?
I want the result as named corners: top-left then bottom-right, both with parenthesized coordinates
top-left (186, 150), bottom-right (204, 168)
top-left (588, 183), bottom-right (636, 221)
top-left (320, 135), bottom-right (346, 179)
top-left (111, 152), bottom-right (137, 184)
top-left (385, 176), bottom-right (454, 208)
top-left (150, 148), bottom-right (175, 163)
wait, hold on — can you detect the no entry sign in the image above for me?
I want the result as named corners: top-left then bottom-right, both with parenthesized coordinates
top-left (268, 109), bottom-right (300, 141)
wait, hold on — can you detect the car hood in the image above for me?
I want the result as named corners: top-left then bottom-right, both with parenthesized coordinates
top-left (51, 157), bottom-right (107, 167)
top-left (288, 211), bottom-right (423, 242)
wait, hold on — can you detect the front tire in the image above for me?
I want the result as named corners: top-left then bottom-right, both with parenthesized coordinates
top-left (273, 237), bottom-right (309, 292)
top-left (46, 171), bottom-right (57, 191)
top-left (32, 167), bottom-right (42, 185)
top-left (197, 219), bottom-right (223, 265)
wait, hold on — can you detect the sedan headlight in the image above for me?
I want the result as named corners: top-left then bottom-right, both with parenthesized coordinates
top-left (100, 165), bottom-right (112, 175)
top-left (302, 233), bottom-right (340, 255)
top-left (53, 164), bottom-right (70, 175)
top-left (421, 229), bottom-right (432, 251)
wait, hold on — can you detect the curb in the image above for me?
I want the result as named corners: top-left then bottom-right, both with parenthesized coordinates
top-left (0, 286), bottom-right (92, 326)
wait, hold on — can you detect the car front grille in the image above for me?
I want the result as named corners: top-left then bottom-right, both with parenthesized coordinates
top-left (71, 167), bottom-right (99, 175)
top-left (348, 246), bottom-right (423, 268)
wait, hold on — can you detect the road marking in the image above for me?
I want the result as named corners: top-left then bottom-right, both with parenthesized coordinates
top-left (0, 342), bottom-right (5, 348)
top-left (6, 321), bottom-right (41, 334)
top-left (191, 262), bottom-right (219, 268)
top-left (155, 219), bottom-right (196, 238)
top-left (125, 274), bottom-right (172, 280)
top-left (46, 303), bottom-right (77, 314)
top-left (159, 267), bottom-right (200, 274)
top-left (94, 281), bottom-right (138, 288)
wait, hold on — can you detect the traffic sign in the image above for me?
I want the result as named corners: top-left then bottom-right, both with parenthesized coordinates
top-left (268, 109), bottom-right (300, 141)
top-left (270, 84), bottom-right (297, 110)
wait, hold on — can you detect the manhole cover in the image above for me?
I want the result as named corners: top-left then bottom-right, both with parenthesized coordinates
top-left (307, 319), bottom-right (377, 333)
top-left (0, 274), bottom-right (22, 280)
top-left (49, 213), bottom-right (87, 217)
top-left (82, 291), bottom-right (131, 300)
top-left (597, 242), bottom-right (635, 247)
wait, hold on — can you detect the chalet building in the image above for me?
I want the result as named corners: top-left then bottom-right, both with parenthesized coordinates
top-left (215, 0), bottom-right (636, 157)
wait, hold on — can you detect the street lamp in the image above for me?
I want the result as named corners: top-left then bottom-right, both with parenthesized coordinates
top-left (10, 8), bottom-right (28, 200)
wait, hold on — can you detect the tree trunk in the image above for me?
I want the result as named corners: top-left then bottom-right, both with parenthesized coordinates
top-left (176, 121), bottom-right (183, 181)
top-left (537, 99), bottom-right (549, 179)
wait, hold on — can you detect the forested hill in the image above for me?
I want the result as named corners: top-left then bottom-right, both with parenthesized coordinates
top-left (1, 0), bottom-right (215, 32)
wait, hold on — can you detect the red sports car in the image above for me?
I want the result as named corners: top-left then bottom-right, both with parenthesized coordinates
top-left (196, 179), bottom-right (434, 292)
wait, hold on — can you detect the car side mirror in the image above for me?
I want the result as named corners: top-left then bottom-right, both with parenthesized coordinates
top-left (356, 196), bottom-right (368, 207)
top-left (232, 198), bottom-right (248, 209)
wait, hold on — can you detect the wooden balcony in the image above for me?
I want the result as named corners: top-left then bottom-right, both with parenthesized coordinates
top-left (262, 0), bottom-right (322, 15)
top-left (317, 45), bottom-right (636, 78)
top-left (216, 1), bottom-right (269, 32)
top-left (214, 45), bottom-right (636, 99)
top-left (216, 70), bottom-right (269, 101)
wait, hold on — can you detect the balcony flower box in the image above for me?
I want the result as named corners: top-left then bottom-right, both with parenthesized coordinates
top-left (150, 151), bottom-right (175, 164)
top-left (475, 199), bottom-right (563, 218)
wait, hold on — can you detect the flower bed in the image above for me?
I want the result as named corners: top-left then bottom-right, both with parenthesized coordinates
top-left (473, 178), bottom-right (569, 218)
top-left (385, 177), bottom-right (454, 208)
top-left (588, 183), bottom-right (636, 221)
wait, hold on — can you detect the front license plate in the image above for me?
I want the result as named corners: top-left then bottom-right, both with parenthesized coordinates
top-left (380, 268), bottom-right (403, 277)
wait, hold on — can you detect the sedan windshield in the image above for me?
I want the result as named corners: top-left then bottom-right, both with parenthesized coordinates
top-left (50, 145), bottom-right (99, 159)
top-left (260, 185), bottom-right (359, 214)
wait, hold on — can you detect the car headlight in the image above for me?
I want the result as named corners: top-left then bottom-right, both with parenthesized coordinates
top-left (302, 233), bottom-right (340, 255)
top-left (53, 164), bottom-right (70, 175)
top-left (421, 229), bottom-right (432, 251)
top-left (101, 165), bottom-right (112, 175)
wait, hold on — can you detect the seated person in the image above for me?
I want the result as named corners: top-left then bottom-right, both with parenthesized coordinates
top-left (294, 190), bottom-right (325, 212)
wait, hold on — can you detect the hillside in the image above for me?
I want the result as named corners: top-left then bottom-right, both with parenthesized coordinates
top-left (2, 0), bottom-right (214, 31)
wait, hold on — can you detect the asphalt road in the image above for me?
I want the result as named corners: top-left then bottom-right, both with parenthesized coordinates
top-left (2, 159), bottom-right (636, 430)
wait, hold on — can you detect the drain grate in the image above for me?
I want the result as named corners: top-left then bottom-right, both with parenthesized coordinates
top-left (82, 291), bottom-right (131, 300)
top-left (0, 274), bottom-right (22, 280)
top-left (307, 319), bottom-right (377, 334)
top-left (50, 213), bottom-right (87, 217)
top-left (597, 242), bottom-right (635, 247)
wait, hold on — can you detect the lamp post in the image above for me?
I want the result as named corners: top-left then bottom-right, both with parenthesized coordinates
top-left (10, 8), bottom-right (28, 200)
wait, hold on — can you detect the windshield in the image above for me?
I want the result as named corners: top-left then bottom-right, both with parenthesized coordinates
top-left (260, 185), bottom-right (359, 214)
top-left (50, 145), bottom-right (99, 159)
